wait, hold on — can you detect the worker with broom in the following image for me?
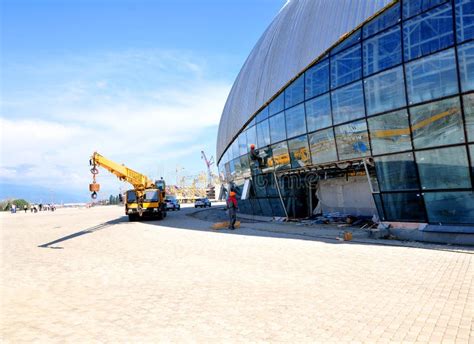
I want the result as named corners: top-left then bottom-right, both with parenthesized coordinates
top-left (227, 191), bottom-right (238, 230)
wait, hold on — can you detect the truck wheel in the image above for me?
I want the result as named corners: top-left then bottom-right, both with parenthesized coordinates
top-left (128, 214), bottom-right (137, 222)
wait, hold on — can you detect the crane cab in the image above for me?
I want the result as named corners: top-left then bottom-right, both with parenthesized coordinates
top-left (125, 189), bottom-right (167, 221)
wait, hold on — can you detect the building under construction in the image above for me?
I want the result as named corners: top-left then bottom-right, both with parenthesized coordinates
top-left (216, 0), bottom-right (474, 231)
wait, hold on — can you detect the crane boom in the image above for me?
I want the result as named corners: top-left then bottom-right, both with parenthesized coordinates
top-left (90, 152), bottom-right (155, 191)
top-left (88, 152), bottom-right (167, 221)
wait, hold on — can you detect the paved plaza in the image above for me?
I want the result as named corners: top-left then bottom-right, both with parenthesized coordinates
top-left (0, 206), bottom-right (473, 342)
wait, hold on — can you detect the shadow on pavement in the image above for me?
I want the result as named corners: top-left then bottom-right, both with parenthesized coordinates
top-left (144, 207), bottom-right (474, 254)
top-left (38, 216), bottom-right (127, 249)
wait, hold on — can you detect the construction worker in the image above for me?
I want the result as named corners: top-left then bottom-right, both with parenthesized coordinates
top-left (227, 191), bottom-right (238, 230)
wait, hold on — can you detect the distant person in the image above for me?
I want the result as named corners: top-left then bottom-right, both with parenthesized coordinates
top-left (226, 191), bottom-right (238, 230)
top-left (24, 204), bottom-right (28, 213)
top-left (11, 204), bottom-right (16, 214)
top-left (39, 203), bottom-right (43, 211)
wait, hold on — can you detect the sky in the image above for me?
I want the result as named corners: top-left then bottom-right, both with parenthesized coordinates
top-left (0, 0), bottom-right (286, 203)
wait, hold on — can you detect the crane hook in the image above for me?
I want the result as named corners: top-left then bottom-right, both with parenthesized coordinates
top-left (91, 191), bottom-right (97, 199)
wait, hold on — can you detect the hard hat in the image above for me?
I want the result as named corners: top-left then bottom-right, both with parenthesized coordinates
top-left (250, 144), bottom-right (255, 149)
top-left (230, 191), bottom-right (236, 197)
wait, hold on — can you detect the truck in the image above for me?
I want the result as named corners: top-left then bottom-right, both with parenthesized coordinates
top-left (89, 152), bottom-right (167, 221)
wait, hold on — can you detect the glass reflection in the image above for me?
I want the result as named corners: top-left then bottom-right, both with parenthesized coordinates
top-left (410, 97), bottom-right (465, 149)
top-left (285, 75), bottom-right (304, 108)
top-left (285, 104), bottom-right (306, 138)
top-left (456, 0), bottom-right (474, 43)
top-left (363, 25), bottom-right (402, 76)
top-left (416, 146), bottom-right (471, 189)
top-left (256, 119), bottom-right (270, 147)
top-left (458, 41), bottom-right (474, 92)
top-left (424, 191), bottom-right (474, 224)
top-left (375, 152), bottom-right (419, 191)
top-left (306, 93), bottom-right (332, 132)
top-left (464, 94), bottom-right (474, 141)
top-left (309, 128), bottom-right (338, 164)
top-left (331, 81), bottom-right (365, 124)
top-left (269, 93), bottom-right (284, 116)
top-left (288, 135), bottom-right (311, 168)
top-left (331, 44), bottom-right (362, 88)
top-left (305, 59), bottom-right (329, 99)
top-left (364, 66), bottom-right (407, 115)
top-left (269, 141), bottom-right (291, 171)
top-left (403, 3), bottom-right (454, 61)
top-left (368, 109), bottom-right (412, 155)
top-left (382, 192), bottom-right (426, 221)
top-left (269, 112), bottom-right (286, 144)
top-left (406, 48), bottom-right (458, 105)
top-left (334, 119), bottom-right (371, 160)
top-left (363, 2), bottom-right (400, 38)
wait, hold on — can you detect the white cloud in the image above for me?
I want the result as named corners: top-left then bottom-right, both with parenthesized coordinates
top-left (0, 49), bottom-right (232, 198)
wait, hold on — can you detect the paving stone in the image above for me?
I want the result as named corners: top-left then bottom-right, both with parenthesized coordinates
top-left (0, 206), bottom-right (472, 342)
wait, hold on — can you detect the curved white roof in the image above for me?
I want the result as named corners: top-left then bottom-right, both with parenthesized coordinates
top-left (217, 0), bottom-right (394, 162)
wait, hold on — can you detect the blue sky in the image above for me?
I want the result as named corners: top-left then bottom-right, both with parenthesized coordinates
top-left (0, 0), bottom-right (286, 202)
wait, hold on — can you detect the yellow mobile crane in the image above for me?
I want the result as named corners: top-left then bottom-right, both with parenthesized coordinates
top-left (89, 152), bottom-right (167, 221)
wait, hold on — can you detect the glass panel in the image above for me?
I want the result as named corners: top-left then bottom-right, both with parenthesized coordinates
top-left (372, 194), bottom-right (386, 221)
top-left (258, 146), bottom-right (274, 174)
top-left (288, 135), bottom-right (311, 168)
top-left (240, 155), bottom-right (250, 178)
top-left (249, 198), bottom-right (262, 215)
top-left (269, 93), bottom-right (285, 116)
top-left (403, 3), bottom-right (454, 61)
top-left (265, 174), bottom-right (278, 197)
top-left (331, 81), bottom-right (365, 124)
top-left (285, 104), bottom-right (306, 138)
top-left (416, 146), bottom-right (471, 189)
top-left (309, 128), bottom-right (338, 164)
top-left (403, 0), bottom-right (449, 19)
top-left (464, 94), bottom-right (474, 141)
top-left (424, 191), bottom-right (474, 224)
top-left (256, 119), bottom-right (270, 148)
top-left (410, 97), bottom-right (465, 149)
top-left (285, 75), bottom-right (304, 108)
top-left (456, 0), bottom-right (474, 43)
top-left (406, 48), bottom-right (458, 105)
top-left (470, 144), bottom-right (474, 173)
top-left (258, 198), bottom-right (274, 217)
top-left (331, 44), bottom-right (362, 88)
top-left (305, 59), bottom-right (329, 99)
top-left (253, 174), bottom-right (267, 197)
top-left (382, 192), bottom-right (426, 221)
top-left (270, 141), bottom-right (291, 171)
top-left (306, 93), bottom-right (332, 132)
top-left (269, 198), bottom-right (286, 217)
top-left (364, 3), bottom-right (400, 38)
top-left (458, 41), bottom-right (474, 92)
top-left (374, 152), bottom-right (420, 191)
top-left (238, 133), bottom-right (247, 156)
top-left (364, 66), bottom-right (407, 116)
top-left (269, 112), bottom-right (286, 144)
top-left (363, 25), bottom-right (402, 76)
top-left (246, 125), bottom-right (257, 150)
top-left (368, 109), bottom-right (412, 155)
top-left (233, 158), bottom-right (241, 179)
top-left (231, 140), bottom-right (239, 159)
top-left (255, 107), bottom-right (269, 123)
top-left (225, 162), bottom-right (231, 181)
top-left (331, 29), bottom-right (361, 55)
top-left (334, 119), bottom-right (371, 160)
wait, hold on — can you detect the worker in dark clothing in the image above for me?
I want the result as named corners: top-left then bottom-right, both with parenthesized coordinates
top-left (227, 191), bottom-right (238, 230)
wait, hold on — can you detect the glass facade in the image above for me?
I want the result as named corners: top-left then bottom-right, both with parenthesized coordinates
top-left (218, 0), bottom-right (474, 226)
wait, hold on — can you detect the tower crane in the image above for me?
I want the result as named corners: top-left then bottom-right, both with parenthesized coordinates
top-left (201, 151), bottom-right (214, 188)
top-left (201, 151), bottom-right (217, 200)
